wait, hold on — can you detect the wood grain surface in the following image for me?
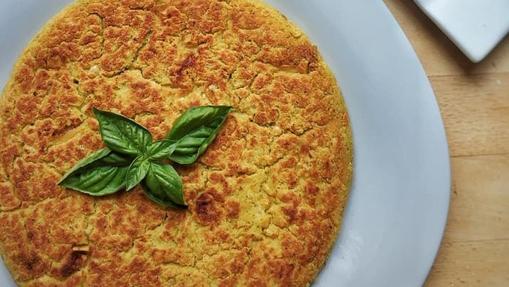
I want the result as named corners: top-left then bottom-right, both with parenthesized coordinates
top-left (384, 1), bottom-right (509, 286)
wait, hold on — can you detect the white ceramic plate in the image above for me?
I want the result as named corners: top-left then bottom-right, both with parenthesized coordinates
top-left (0, 1), bottom-right (450, 286)
top-left (414, 0), bottom-right (509, 62)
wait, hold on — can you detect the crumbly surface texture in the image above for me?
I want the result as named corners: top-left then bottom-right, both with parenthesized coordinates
top-left (0, 0), bottom-right (352, 286)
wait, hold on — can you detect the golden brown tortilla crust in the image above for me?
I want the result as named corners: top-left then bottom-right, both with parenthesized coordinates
top-left (0, 0), bottom-right (352, 286)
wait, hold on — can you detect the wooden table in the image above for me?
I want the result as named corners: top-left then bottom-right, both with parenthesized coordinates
top-left (384, 1), bottom-right (509, 286)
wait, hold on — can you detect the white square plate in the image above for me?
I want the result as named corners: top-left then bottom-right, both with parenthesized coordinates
top-left (415, 0), bottom-right (509, 62)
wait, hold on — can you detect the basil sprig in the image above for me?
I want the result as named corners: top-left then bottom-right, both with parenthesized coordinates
top-left (59, 106), bottom-right (232, 207)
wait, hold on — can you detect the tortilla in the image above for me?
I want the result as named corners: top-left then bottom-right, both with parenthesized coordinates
top-left (0, 0), bottom-right (352, 285)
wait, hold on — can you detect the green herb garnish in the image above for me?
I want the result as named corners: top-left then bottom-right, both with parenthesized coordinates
top-left (59, 106), bottom-right (232, 208)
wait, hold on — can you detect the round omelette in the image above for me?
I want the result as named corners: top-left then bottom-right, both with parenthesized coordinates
top-left (0, 0), bottom-right (352, 286)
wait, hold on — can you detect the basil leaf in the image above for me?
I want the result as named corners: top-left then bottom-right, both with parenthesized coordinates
top-left (147, 140), bottom-right (176, 161)
top-left (58, 147), bottom-right (132, 196)
top-left (143, 163), bottom-right (186, 207)
top-left (98, 152), bottom-right (133, 166)
top-left (60, 166), bottom-right (128, 196)
top-left (58, 148), bottom-right (112, 184)
top-left (166, 106), bottom-right (231, 165)
top-left (93, 108), bottom-right (153, 155)
top-left (140, 182), bottom-right (180, 209)
top-left (125, 156), bottom-right (151, 191)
